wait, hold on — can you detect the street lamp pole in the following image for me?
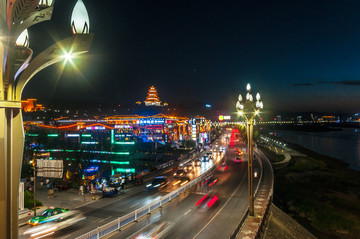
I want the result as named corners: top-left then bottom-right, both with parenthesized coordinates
top-left (0, 1), bottom-right (93, 238)
top-left (236, 83), bottom-right (263, 216)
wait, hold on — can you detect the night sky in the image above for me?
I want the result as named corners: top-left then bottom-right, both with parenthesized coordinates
top-left (22, 0), bottom-right (360, 113)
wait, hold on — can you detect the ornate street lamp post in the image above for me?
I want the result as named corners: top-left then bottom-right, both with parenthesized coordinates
top-left (0, 0), bottom-right (93, 238)
top-left (236, 83), bottom-right (263, 216)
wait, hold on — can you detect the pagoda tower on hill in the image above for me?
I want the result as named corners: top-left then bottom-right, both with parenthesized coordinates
top-left (144, 86), bottom-right (162, 106)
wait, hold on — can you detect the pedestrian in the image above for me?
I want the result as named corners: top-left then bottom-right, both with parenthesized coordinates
top-left (121, 177), bottom-right (126, 188)
top-left (87, 184), bottom-right (90, 192)
top-left (79, 185), bottom-right (84, 195)
top-left (40, 178), bottom-right (43, 187)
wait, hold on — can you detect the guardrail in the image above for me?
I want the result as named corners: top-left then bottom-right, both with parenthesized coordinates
top-left (230, 150), bottom-right (265, 239)
top-left (232, 148), bottom-right (275, 239)
top-left (76, 150), bottom-right (221, 239)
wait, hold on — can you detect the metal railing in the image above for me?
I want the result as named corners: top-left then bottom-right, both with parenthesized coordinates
top-left (76, 151), bottom-right (220, 239)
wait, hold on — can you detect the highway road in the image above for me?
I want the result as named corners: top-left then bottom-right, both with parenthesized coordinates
top-left (18, 135), bottom-right (229, 239)
top-left (105, 139), bottom-right (263, 239)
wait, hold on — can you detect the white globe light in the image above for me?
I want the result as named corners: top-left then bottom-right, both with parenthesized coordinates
top-left (71, 0), bottom-right (90, 34)
top-left (246, 93), bottom-right (250, 100)
top-left (249, 94), bottom-right (253, 102)
top-left (38, 0), bottom-right (53, 6)
top-left (15, 29), bottom-right (29, 48)
top-left (256, 93), bottom-right (261, 101)
top-left (238, 94), bottom-right (243, 102)
top-left (246, 83), bottom-right (251, 91)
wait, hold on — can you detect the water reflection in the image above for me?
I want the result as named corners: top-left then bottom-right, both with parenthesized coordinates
top-left (272, 128), bottom-right (360, 171)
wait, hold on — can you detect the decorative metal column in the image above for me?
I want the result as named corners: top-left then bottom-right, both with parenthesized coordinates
top-left (236, 83), bottom-right (263, 216)
top-left (0, 1), bottom-right (93, 238)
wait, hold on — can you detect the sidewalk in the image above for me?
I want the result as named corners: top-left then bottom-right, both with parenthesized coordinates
top-left (18, 187), bottom-right (102, 227)
top-left (18, 160), bottom-right (177, 228)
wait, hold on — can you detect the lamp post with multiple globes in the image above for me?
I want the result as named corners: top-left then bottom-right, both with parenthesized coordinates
top-left (0, 0), bottom-right (93, 238)
top-left (236, 83), bottom-right (263, 216)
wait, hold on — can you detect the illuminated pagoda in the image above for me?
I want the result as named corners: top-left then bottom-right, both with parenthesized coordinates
top-left (144, 86), bottom-right (162, 106)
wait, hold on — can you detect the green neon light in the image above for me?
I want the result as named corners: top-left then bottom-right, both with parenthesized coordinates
top-left (82, 134), bottom-right (92, 137)
top-left (110, 161), bottom-right (130, 165)
top-left (114, 168), bottom-right (135, 173)
top-left (81, 142), bottom-right (99, 144)
top-left (47, 134), bottom-right (58, 137)
top-left (114, 142), bottom-right (135, 145)
top-left (111, 129), bottom-right (114, 144)
top-left (34, 149), bottom-right (129, 155)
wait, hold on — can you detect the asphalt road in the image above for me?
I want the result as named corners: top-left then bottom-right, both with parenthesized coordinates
top-left (19, 137), bottom-right (228, 239)
top-left (106, 139), bottom-right (263, 239)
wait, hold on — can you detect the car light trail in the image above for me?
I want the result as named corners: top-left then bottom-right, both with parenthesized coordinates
top-left (173, 180), bottom-right (181, 186)
top-left (209, 179), bottom-right (218, 187)
top-left (196, 195), bottom-right (208, 206)
top-left (207, 195), bottom-right (218, 207)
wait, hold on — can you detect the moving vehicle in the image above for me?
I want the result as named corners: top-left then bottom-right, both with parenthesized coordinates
top-left (135, 221), bottom-right (173, 239)
top-left (235, 157), bottom-right (242, 163)
top-left (173, 169), bottom-right (186, 177)
top-left (146, 176), bottom-right (168, 190)
top-left (195, 192), bottom-right (219, 209)
top-left (173, 176), bottom-right (190, 186)
top-left (254, 168), bottom-right (259, 178)
top-left (183, 165), bottom-right (193, 172)
top-left (202, 155), bottom-right (209, 162)
top-left (217, 164), bottom-right (228, 172)
top-left (24, 210), bottom-right (85, 237)
top-left (201, 176), bottom-right (218, 187)
top-left (28, 207), bottom-right (69, 226)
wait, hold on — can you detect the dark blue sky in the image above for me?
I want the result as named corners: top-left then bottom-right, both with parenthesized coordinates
top-left (23, 0), bottom-right (360, 113)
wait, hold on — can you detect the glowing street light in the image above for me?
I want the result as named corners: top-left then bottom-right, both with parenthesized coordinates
top-left (0, 1), bottom-right (93, 238)
top-left (236, 83), bottom-right (263, 217)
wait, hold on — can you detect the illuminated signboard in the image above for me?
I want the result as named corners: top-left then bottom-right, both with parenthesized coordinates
top-left (191, 118), bottom-right (197, 141)
top-left (139, 119), bottom-right (165, 124)
top-left (114, 168), bottom-right (135, 173)
top-left (67, 134), bottom-right (79, 137)
top-left (84, 166), bottom-right (98, 173)
top-left (219, 115), bottom-right (230, 121)
top-left (86, 126), bottom-right (105, 130)
top-left (114, 125), bottom-right (132, 128)
top-left (114, 142), bottom-right (135, 145)
top-left (145, 125), bottom-right (163, 130)
top-left (115, 134), bottom-right (133, 137)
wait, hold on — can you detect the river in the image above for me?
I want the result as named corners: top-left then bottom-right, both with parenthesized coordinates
top-left (270, 128), bottom-right (360, 171)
